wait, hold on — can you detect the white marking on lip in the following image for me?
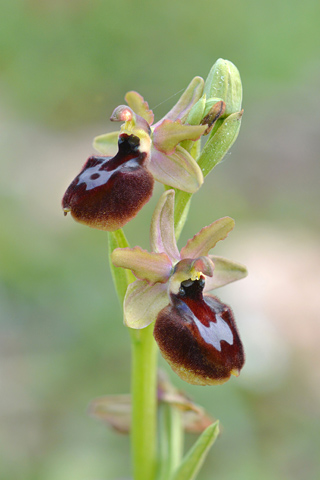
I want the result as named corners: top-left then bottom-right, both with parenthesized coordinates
top-left (77, 159), bottom-right (140, 191)
top-left (176, 298), bottom-right (234, 352)
top-left (193, 314), bottom-right (233, 352)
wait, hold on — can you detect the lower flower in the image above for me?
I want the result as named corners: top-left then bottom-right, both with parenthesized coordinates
top-left (111, 189), bottom-right (247, 386)
top-left (154, 277), bottom-right (244, 386)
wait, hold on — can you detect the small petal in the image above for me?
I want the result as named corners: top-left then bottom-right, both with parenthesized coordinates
top-left (204, 255), bottom-right (248, 291)
top-left (93, 131), bottom-right (119, 156)
top-left (124, 280), bottom-right (168, 329)
top-left (153, 119), bottom-right (207, 155)
top-left (62, 134), bottom-right (154, 231)
top-left (90, 376), bottom-right (214, 435)
top-left (180, 217), bottom-right (235, 259)
top-left (154, 76), bottom-right (204, 126)
top-left (154, 279), bottom-right (244, 385)
top-left (169, 257), bottom-right (214, 295)
top-left (150, 190), bottom-right (180, 263)
top-left (148, 145), bottom-right (203, 193)
top-left (125, 91), bottom-right (154, 125)
top-left (111, 246), bottom-right (172, 285)
top-left (88, 394), bottom-right (131, 434)
top-left (158, 370), bottom-right (215, 433)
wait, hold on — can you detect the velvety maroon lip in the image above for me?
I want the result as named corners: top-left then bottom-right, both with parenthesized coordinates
top-left (154, 278), bottom-right (245, 385)
top-left (62, 134), bottom-right (154, 231)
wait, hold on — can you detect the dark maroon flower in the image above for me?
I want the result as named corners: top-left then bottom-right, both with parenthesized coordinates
top-left (111, 189), bottom-right (247, 386)
top-left (154, 277), bottom-right (245, 386)
top-left (62, 133), bottom-right (154, 231)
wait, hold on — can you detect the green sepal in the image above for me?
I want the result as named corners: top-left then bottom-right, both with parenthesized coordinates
top-left (170, 421), bottom-right (220, 480)
top-left (197, 110), bottom-right (243, 178)
top-left (93, 131), bottom-right (119, 156)
top-left (157, 76), bottom-right (204, 125)
top-left (108, 229), bottom-right (136, 305)
top-left (157, 403), bottom-right (183, 480)
top-left (180, 95), bottom-right (207, 152)
top-left (173, 191), bottom-right (191, 241)
top-left (186, 94), bottom-right (206, 126)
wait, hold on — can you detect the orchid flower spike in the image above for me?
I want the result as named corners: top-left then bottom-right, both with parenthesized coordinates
top-left (111, 190), bottom-right (247, 386)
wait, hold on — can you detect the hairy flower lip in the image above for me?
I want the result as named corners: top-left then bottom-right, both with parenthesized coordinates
top-left (62, 133), bottom-right (154, 231)
top-left (154, 278), bottom-right (245, 386)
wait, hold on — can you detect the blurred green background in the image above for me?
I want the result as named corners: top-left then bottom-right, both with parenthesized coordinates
top-left (1, 0), bottom-right (320, 479)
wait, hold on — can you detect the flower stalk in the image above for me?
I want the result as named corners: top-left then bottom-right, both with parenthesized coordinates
top-left (108, 229), bottom-right (158, 480)
top-left (131, 324), bottom-right (158, 480)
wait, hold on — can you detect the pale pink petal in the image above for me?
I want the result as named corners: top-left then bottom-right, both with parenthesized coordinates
top-left (111, 247), bottom-right (172, 285)
top-left (204, 255), bottom-right (248, 291)
top-left (150, 190), bottom-right (180, 263)
top-left (88, 394), bottom-right (131, 434)
top-left (180, 217), bottom-right (235, 259)
top-left (124, 280), bottom-right (168, 329)
top-left (153, 76), bottom-right (204, 126)
top-left (148, 145), bottom-right (203, 193)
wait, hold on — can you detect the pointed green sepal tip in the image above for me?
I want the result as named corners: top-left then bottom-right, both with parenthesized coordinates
top-left (186, 94), bottom-right (206, 126)
top-left (203, 58), bottom-right (242, 116)
top-left (156, 76), bottom-right (204, 126)
top-left (93, 131), bottom-right (119, 156)
top-left (170, 421), bottom-right (220, 480)
top-left (205, 255), bottom-right (248, 291)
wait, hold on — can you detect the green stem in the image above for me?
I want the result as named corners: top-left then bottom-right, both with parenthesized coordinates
top-left (108, 230), bottom-right (158, 480)
top-left (174, 190), bottom-right (192, 240)
top-left (157, 403), bottom-right (183, 480)
top-left (131, 324), bottom-right (158, 480)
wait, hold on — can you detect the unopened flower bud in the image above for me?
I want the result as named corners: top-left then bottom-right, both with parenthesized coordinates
top-left (203, 58), bottom-right (242, 116)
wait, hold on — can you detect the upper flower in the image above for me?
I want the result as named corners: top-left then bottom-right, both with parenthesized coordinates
top-left (62, 77), bottom-right (225, 231)
top-left (111, 190), bottom-right (247, 385)
top-left (62, 58), bottom-right (242, 232)
top-left (93, 77), bottom-right (212, 194)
